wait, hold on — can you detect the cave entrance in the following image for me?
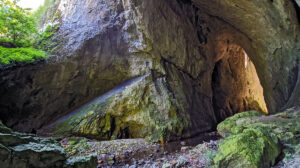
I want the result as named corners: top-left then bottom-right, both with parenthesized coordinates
top-left (212, 43), bottom-right (268, 122)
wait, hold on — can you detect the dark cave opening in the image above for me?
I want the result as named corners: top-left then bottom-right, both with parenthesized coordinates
top-left (292, 0), bottom-right (300, 23)
top-left (211, 44), bottom-right (268, 123)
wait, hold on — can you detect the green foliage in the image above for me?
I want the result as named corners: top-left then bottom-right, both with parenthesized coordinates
top-left (0, 46), bottom-right (47, 65)
top-left (31, 0), bottom-right (57, 28)
top-left (0, 0), bottom-right (37, 46)
top-left (36, 24), bottom-right (59, 51)
top-left (110, 135), bottom-right (116, 140)
top-left (206, 150), bottom-right (217, 165)
top-left (0, 0), bottom-right (58, 66)
top-left (66, 138), bottom-right (89, 156)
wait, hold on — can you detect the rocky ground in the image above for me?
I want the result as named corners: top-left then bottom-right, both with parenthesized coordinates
top-left (58, 108), bottom-right (300, 168)
top-left (1, 108), bottom-right (299, 168)
top-left (60, 132), bottom-right (221, 168)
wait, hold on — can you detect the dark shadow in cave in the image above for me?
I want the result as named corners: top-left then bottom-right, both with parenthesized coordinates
top-left (211, 44), bottom-right (268, 123)
top-left (292, 0), bottom-right (300, 23)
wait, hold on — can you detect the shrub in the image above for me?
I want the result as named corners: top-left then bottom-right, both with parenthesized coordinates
top-left (0, 46), bottom-right (47, 65)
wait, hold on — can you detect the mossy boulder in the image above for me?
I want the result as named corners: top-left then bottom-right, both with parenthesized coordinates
top-left (215, 109), bottom-right (300, 168)
top-left (214, 127), bottom-right (281, 168)
top-left (218, 109), bottom-right (300, 144)
top-left (217, 111), bottom-right (262, 137)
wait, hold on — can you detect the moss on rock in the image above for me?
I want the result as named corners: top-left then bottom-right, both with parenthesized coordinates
top-left (214, 127), bottom-right (281, 168)
top-left (49, 74), bottom-right (186, 142)
top-left (215, 109), bottom-right (300, 168)
top-left (217, 111), bottom-right (262, 137)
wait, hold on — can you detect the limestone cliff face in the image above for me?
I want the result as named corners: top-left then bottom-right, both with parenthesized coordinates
top-left (0, 0), bottom-right (299, 141)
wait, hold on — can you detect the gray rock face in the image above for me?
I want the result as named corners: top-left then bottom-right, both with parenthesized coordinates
top-left (0, 0), bottom-right (299, 141)
top-left (65, 154), bottom-right (98, 168)
top-left (0, 121), bottom-right (66, 168)
top-left (0, 121), bottom-right (98, 168)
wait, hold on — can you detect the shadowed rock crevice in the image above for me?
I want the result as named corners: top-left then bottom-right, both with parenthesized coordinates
top-left (292, 0), bottom-right (300, 23)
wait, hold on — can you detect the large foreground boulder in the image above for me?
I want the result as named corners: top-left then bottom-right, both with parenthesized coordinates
top-left (215, 109), bottom-right (300, 168)
top-left (0, 121), bottom-right (66, 168)
top-left (0, 121), bottom-right (98, 168)
top-left (215, 127), bottom-right (281, 168)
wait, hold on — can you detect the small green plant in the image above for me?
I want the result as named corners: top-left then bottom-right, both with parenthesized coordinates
top-left (65, 138), bottom-right (89, 156)
top-left (73, 138), bottom-right (88, 150)
top-left (206, 150), bottom-right (217, 164)
top-left (41, 26), bottom-right (55, 40)
top-left (83, 144), bottom-right (90, 150)
top-left (68, 140), bottom-right (76, 146)
top-left (110, 135), bottom-right (116, 140)
top-left (285, 152), bottom-right (292, 159)
top-left (0, 46), bottom-right (47, 65)
top-left (36, 25), bottom-right (60, 51)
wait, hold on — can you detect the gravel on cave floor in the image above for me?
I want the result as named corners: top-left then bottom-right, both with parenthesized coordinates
top-left (60, 132), bottom-right (221, 168)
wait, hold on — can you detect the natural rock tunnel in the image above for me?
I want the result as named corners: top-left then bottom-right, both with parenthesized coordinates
top-left (0, 0), bottom-right (299, 142)
top-left (212, 42), bottom-right (268, 122)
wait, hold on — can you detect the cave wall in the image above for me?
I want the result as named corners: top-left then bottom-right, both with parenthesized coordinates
top-left (0, 0), bottom-right (153, 132)
top-left (0, 0), bottom-right (299, 140)
top-left (192, 0), bottom-right (300, 113)
top-left (212, 44), bottom-right (268, 122)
